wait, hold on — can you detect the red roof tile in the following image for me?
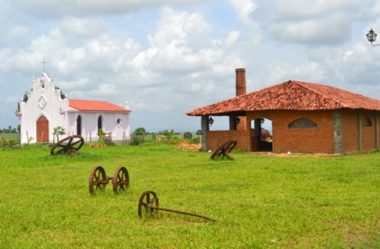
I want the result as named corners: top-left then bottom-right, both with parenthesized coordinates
top-left (69, 99), bottom-right (130, 112)
top-left (186, 80), bottom-right (380, 116)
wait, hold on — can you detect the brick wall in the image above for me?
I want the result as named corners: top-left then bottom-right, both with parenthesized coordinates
top-left (206, 109), bottom-right (380, 154)
top-left (246, 110), bottom-right (334, 153)
top-left (275, 111), bottom-right (332, 153)
top-left (361, 110), bottom-right (376, 151)
top-left (342, 110), bottom-right (359, 153)
top-left (207, 130), bottom-right (250, 151)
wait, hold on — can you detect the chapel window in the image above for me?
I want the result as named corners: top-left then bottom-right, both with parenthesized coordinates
top-left (288, 118), bottom-right (318, 129)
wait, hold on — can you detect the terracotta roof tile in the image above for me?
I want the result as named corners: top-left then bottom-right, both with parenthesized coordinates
top-left (186, 80), bottom-right (380, 116)
top-left (69, 99), bottom-right (130, 112)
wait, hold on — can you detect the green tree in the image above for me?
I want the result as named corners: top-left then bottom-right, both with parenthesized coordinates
top-left (134, 127), bottom-right (146, 136)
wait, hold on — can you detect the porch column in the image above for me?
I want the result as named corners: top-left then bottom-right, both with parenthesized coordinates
top-left (229, 114), bottom-right (237, 130)
top-left (252, 118), bottom-right (262, 151)
top-left (333, 110), bottom-right (343, 154)
top-left (201, 115), bottom-right (209, 152)
top-left (375, 112), bottom-right (379, 149)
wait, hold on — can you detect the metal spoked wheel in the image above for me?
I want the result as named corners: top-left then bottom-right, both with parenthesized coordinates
top-left (50, 135), bottom-right (84, 155)
top-left (138, 190), bottom-right (159, 218)
top-left (89, 166), bottom-right (107, 195)
top-left (112, 166), bottom-right (129, 194)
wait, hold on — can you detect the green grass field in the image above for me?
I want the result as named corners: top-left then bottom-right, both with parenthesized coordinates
top-left (0, 142), bottom-right (379, 248)
top-left (0, 133), bottom-right (18, 141)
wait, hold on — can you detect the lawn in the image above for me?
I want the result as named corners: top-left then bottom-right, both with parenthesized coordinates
top-left (0, 142), bottom-right (379, 249)
top-left (0, 133), bottom-right (18, 141)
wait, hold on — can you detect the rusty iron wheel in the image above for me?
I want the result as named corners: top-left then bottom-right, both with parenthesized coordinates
top-left (89, 166), bottom-right (107, 195)
top-left (50, 135), bottom-right (84, 155)
top-left (138, 190), bottom-right (159, 218)
top-left (210, 140), bottom-right (237, 160)
top-left (224, 140), bottom-right (237, 154)
top-left (112, 166), bottom-right (129, 194)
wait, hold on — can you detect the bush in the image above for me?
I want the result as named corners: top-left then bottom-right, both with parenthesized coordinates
top-left (134, 127), bottom-right (146, 136)
top-left (130, 134), bottom-right (144, 146)
top-left (191, 137), bottom-right (201, 144)
top-left (183, 132), bottom-right (192, 139)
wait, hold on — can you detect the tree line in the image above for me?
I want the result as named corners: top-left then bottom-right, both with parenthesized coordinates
top-left (0, 125), bottom-right (20, 133)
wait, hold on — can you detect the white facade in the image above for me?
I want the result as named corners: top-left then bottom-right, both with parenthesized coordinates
top-left (18, 73), bottom-right (131, 144)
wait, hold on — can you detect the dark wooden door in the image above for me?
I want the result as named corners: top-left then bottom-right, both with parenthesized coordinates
top-left (36, 116), bottom-right (49, 143)
top-left (76, 115), bottom-right (82, 135)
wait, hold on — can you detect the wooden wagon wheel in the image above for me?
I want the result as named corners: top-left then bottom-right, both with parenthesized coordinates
top-left (112, 166), bottom-right (129, 194)
top-left (50, 135), bottom-right (84, 155)
top-left (138, 190), bottom-right (159, 218)
top-left (89, 166), bottom-right (107, 195)
top-left (210, 140), bottom-right (237, 160)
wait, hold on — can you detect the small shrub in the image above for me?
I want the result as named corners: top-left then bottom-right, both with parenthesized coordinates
top-left (183, 132), bottom-right (192, 139)
top-left (191, 137), bottom-right (201, 144)
top-left (130, 134), bottom-right (144, 146)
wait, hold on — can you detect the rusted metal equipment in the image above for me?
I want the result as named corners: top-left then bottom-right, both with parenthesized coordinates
top-left (210, 140), bottom-right (237, 160)
top-left (89, 166), bottom-right (129, 195)
top-left (138, 190), bottom-right (215, 221)
top-left (50, 135), bottom-right (84, 155)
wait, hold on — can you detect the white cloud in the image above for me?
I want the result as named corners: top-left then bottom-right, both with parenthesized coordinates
top-left (7, 25), bottom-right (30, 40)
top-left (225, 31), bottom-right (240, 47)
top-left (58, 18), bottom-right (106, 38)
top-left (91, 83), bottom-right (119, 97)
top-left (1, 1), bottom-right (380, 132)
top-left (275, 0), bottom-right (362, 19)
top-left (270, 13), bottom-right (351, 44)
top-left (148, 7), bottom-right (210, 48)
top-left (255, 0), bottom-right (376, 45)
top-left (14, 0), bottom-right (208, 17)
top-left (229, 0), bottom-right (257, 23)
top-left (267, 61), bottom-right (326, 85)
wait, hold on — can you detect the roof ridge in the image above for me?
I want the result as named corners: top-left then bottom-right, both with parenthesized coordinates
top-left (292, 80), bottom-right (345, 108)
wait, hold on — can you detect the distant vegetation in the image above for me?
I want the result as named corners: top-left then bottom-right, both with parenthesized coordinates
top-left (130, 127), bottom-right (201, 146)
top-left (0, 125), bottom-right (19, 134)
top-left (0, 125), bottom-right (20, 147)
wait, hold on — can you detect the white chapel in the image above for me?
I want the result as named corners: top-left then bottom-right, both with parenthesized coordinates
top-left (17, 73), bottom-right (131, 144)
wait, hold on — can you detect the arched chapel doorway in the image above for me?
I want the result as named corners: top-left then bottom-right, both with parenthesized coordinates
top-left (36, 115), bottom-right (49, 143)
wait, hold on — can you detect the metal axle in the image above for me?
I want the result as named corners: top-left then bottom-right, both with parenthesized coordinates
top-left (150, 206), bottom-right (215, 221)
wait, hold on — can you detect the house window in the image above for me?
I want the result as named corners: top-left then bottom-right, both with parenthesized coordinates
top-left (116, 118), bottom-right (122, 127)
top-left (364, 118), bottom-right (373, 127)
top-left (288, 118), bottom-right (318, 129)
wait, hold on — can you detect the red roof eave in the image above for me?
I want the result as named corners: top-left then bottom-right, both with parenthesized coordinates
top-left (69, 99), bottom-right (130, 112)
top-left (186, 80), bottom-right (380, 116)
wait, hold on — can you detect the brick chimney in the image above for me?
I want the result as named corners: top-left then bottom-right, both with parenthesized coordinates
top-left (235, 68), bottom-right (246, 96)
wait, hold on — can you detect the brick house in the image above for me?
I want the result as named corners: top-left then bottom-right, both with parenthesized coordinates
top-left (186, 69), bottom-right (380, 154)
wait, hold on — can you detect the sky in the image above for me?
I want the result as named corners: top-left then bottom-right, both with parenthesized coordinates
top-left (1, 0), bottom-right (380, 132)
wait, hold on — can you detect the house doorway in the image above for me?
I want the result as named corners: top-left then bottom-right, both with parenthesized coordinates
top-left (36, 115), bottom-right (49, 143)
top-left (251, 118), bottom-right (272, 151)
top-left (97, 115), bottom-right (103, 131)
top-left (76, 115), bottom-right (82, 135)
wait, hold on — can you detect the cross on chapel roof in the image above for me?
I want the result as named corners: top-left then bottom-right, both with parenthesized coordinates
top-left (41, 57), bottom-right (47, 72)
